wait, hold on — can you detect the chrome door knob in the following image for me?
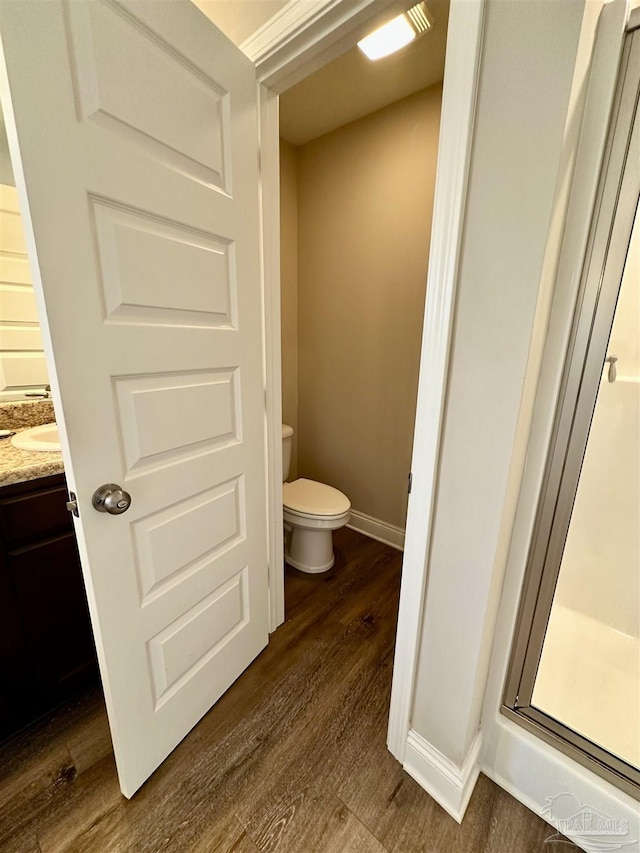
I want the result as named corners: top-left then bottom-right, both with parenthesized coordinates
top-left (92, 483), bottom-right (132, 515)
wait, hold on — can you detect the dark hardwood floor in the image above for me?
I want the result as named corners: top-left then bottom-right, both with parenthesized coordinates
top-left (0, 528), bottom-right (558, 852)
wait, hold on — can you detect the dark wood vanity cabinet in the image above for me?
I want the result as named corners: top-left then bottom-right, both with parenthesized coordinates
top-left (0, 474), bottom-right (98, 738)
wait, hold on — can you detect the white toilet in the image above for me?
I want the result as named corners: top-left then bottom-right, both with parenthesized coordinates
top-left (282, 424), bottom-right (351, 573)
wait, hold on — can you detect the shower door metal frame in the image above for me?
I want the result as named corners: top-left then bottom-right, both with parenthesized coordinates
top-left (503, 20), bottom-right (640, 800)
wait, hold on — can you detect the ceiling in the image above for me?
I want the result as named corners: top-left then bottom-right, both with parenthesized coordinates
top-left (190, 0), bottom-right (449, 148)
top-left (279, 0), bottom-right (449, 147)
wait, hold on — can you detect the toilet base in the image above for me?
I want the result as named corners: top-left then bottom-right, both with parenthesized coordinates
top-left (285, 526), bottom-right (335, 574)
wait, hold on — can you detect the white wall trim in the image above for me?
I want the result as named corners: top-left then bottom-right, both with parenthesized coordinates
top-left (243, 0), bottom-right (410, 92)
top-left (258, 84), bottom-right (285, 633)
top-left (347, 509), bottom-right (405, 551)
top-left (404, 730), bottom-right (482, 823)
top-left (386, 0), bottom-right (486, 769)
top-left (242, 0), bottom-right (358, 61)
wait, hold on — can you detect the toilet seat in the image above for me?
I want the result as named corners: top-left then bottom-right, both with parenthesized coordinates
top-left (283, 478), bottom-right (350, 518)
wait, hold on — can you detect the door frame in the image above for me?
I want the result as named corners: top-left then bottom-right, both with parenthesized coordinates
top-left (247, 0), bottom-right (486, 761)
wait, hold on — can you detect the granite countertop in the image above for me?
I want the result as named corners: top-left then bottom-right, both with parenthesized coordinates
top-left (0, 400), bottom-right (64, 487)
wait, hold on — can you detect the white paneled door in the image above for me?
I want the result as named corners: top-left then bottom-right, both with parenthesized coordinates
top-left (0, 0), bottom-right (268, 796)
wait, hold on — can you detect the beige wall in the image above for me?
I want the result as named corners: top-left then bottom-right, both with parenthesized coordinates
top-left (295, 85), bottom-right (442, 529)
top-left (280, 140), bottom-right (299, 479)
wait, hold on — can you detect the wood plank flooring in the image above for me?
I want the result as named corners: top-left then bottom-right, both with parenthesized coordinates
top-left (0, 528), bottom-right (558, 852)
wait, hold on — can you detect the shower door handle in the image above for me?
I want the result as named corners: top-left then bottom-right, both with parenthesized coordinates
top-left (605, 355), bottom-right (618, 383)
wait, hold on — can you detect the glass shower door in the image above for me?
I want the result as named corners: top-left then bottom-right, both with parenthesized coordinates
top-left (532, 204), bottom-right (639, 769)
top-left (503, 22), bottom-right (640, 797)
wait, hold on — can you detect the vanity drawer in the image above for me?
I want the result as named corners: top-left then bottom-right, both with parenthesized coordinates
top-left (0, 473), bottom-right (97, 740)
top-left (0, 475), bottom-right (71, 546)
top-left (6, 532), bottom-right (96, 698)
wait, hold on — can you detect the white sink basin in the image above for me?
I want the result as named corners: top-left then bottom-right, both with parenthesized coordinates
top-left (11, 423), bottom-right (61, 452)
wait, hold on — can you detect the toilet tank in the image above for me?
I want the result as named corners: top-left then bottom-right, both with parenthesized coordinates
top-left (282, 424), bottom-right (294, 482)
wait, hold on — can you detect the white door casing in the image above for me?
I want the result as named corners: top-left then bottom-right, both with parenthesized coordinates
top-left (0, 0), bottom-right (268, 797)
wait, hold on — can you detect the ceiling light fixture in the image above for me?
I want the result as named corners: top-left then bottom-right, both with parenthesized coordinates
top-left (357, 2), bottom-right (433, 61)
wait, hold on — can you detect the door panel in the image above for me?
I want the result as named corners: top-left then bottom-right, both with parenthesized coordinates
top-left (67, 0), bottom-right (229, 189)
top-left (132, 477), bottom-right (244, 600)
top-left (92, 201), bottom-right (235, 326)
top-left (0, 0), bottom-right (268, 796)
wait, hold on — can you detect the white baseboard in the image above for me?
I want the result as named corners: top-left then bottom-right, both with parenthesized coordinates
top-left (403, 729), bottom-right (482, 823)
top-left (346, 509), bottom-right (405, 551)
